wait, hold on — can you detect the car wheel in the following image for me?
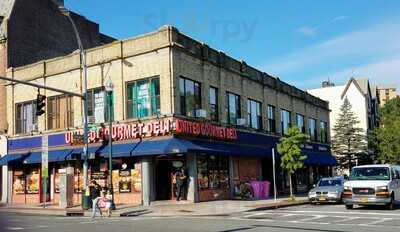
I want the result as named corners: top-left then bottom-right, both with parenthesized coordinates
top-left (345, 204), bottom-right (353, 209)
top-left (387, 194), bottom-right (395, 210)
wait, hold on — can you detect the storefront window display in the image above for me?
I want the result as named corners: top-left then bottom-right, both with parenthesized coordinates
top-left (111, 158), bottom-right (142, 193)
top-left (74, 167), bottom-right (83, 193)
top-left (197, 155), bottom-right (229, 190)
top-left (13, 170), bottom-right (25, 194)
top-left (26, 168), bottom-right (40, 194)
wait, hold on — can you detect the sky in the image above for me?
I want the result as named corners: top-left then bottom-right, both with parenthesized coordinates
top-left (66, 0), bottom-right (400, 92)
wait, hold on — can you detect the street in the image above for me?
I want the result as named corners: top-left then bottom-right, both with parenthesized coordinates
top-left (2, 204), bottom-right (400, 232)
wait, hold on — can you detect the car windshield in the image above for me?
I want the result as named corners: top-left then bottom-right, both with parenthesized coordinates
top-left (318, 179), bottom-right (342, 187)
top-left (350, 167), bottom-right (390, 180)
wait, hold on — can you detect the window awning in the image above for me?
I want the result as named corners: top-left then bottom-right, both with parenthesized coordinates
top-left (0, 149), bottom-right (81, 165)
top-left (0, 154), bottom-right (26, 165)
top-left (89, 137), bottom-right (214, 157)
top-left (303, 151), bottom-right (338, 166)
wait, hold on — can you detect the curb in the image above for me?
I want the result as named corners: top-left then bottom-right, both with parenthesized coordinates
top-left (246, 201), bottom-right (309, 212)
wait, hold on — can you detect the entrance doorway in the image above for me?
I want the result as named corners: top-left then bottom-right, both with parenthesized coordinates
top-left (155, 157), bottom-right (185, 201)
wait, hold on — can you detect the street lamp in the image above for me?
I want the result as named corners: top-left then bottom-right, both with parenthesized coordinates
top-left (105, 80), bottom-right (115, 210)
top-left (58, 6), bottom-right (90, 209)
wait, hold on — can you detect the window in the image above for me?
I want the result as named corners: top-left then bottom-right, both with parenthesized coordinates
top-left (87, 88), bottom-right (114, 123)
top-left (308, 118), bottom-right (317, 141)
top-left (280, 109), bottom-right (291, 135)
top-left (267, 105), bottom-right (276, 132)
top-left (126, 77), bottom-right (160, 119)
top-left (179, 77), bottom-right (201, 117)
top-left (47, 95), bottom-right (74, 130)
top-left (320, 121), bottom-right (328, 143)
top-left (197, 155), bottom-right (229, 190)
top-left (247, 99), bottom-right (262, 129)
top-left (209, 87), bottom-right (218, 121)
top-left (227, 92), bottom-right (241, 125)
top-left (296, 114), bottom-right (305, 133)
top-left (15, 101), bottom-right (37, 134)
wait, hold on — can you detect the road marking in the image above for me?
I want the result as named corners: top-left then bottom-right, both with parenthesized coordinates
top-left (4, 227), bottom-right (24, 231)
top-left (298, 215), bottom-right (326, 222)
top-left (363, 218), bottom-right (393, 225)
top-left (333, 217), bottom-right (360, 223)
top-left (243, 212), bottom-right (268, 218)
top-left (275, 210), bottom-right (400, 217)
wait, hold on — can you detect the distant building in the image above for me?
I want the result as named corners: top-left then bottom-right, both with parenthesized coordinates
top-left (0, 0), bottom-right (115, 134)
top-left (377, 85), bottom-right (397, 107)
top-left (308, 78), bottom-right (379, 171)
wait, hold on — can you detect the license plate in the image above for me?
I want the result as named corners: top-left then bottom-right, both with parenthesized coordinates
top-left (319, 197), bottom-right (326, 201)
top-left (360, 197), bottom-right (368, 203)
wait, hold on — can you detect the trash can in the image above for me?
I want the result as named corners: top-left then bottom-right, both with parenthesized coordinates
top-left (82, 189), bottom-right (90, 210)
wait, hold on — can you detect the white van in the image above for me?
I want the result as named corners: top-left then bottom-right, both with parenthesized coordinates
top-left (343, 164), bottom-right (400, 210)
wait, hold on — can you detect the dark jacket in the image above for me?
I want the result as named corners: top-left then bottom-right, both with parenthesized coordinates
top-left (90, 184), bottom-right (101, 199)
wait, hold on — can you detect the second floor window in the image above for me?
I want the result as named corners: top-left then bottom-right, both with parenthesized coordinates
top-left (296, 114), bottom-right (305, 133)
top-left (180, 77), bottom-right (201, 117)
top-left (267, 105), bottom-right (276, 133)
top-left (280, 109), bottom-right (291, 135)
top-left (227, 92), bottom-right (241, 125)
top-left (320, 121), bottom-right (328, 143)
top-left (15, 101), bottom-right (37, 134)
top-left (47, 95), bottom-right (74, 130)
top-left (209, 87), bottom-right (218, 121)
top-left (308, 118), bottom-right (317, 141)
top-left (247, 99), bottom-right (262, 129)
top-left (126, 77), bottom-right (160, 119)
top-left (87, 88), bottom-right (114, 123)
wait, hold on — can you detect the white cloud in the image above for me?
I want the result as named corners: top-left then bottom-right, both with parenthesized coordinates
top-left (291, 55), bottom-right (400, 92)
top-left (332, 15), bottom-right (348, 22)
top-left (297, 26), bottom-right (317, 36)
top-left (260, 18), bottom-right (400, 76)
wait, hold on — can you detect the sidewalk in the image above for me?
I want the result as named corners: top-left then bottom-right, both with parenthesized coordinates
top-left (0, 196), bottom-right (308, 217)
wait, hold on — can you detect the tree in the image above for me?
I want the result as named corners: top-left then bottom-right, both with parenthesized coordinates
top-left (277, 126), bottom-right (309, 200)
top-left (331, 97), bottom-right (367, 173)
top-left (376, 97), bottom-right (400, 164)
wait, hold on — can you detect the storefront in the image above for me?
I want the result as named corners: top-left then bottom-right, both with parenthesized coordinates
top-left (0, 117), bottom-right (337, 205)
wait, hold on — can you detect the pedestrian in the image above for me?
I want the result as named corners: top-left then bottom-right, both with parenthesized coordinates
top-left (89, 180), bottom-right (102, 218)
top-left (175, 167), bottom-right (187, 201)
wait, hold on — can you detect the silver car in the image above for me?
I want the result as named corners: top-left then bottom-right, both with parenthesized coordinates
top-left (309, 177), bottom-right (345, 203)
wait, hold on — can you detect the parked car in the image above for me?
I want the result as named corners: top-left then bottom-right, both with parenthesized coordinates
top-left (308, 176), bottom-right (345, 204)
top-left (343, 164), bottom-right (400, 210)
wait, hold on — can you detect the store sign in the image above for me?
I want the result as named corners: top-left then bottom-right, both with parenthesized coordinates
top-left (174, 119), bottom-right (237, 140)
top-left (65, 119), bottom-right (172, 145)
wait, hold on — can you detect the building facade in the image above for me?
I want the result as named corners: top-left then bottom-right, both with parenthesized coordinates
top-left (0, 26), bottom-right (335, 206)
top-left (308, 78), bottom-right (379, 172)
top-left (377, 85), bottom-right (397, 107)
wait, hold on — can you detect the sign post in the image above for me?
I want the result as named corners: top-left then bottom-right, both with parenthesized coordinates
top-left (42, 135), bottom-right (49, 208)
top-left (272, 147), bottom-right (277, 208)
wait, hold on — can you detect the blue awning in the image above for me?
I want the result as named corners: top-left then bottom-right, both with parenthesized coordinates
top-left (304, 151), bottom-right (338, 166)
top-left (87, 138), bottom-right (214, 157)
top-left (0, 149), bottom-right (81, 165)
top-left (0, 154), bottom-right (26, 165)
top-left (190, 139), bottom-right (274, 157)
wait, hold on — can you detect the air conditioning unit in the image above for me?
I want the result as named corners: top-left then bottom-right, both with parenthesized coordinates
top-left (236, 118), bottom-right (246, 126)
top-left (196, 109), bottom-right (207, 118)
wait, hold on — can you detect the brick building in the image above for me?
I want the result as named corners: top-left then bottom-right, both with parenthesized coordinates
top-left (0, 0), bottom-right (114, 134)
top-left (0, 26), bottom-right (335, 206)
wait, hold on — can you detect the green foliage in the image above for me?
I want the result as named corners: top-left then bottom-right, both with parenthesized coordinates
top-left (331, 97), bottom-right (367, 170)
top-left (277, 126), bottom-right (309, 198)
top-left (376, 97), bottom-right (400, 164)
